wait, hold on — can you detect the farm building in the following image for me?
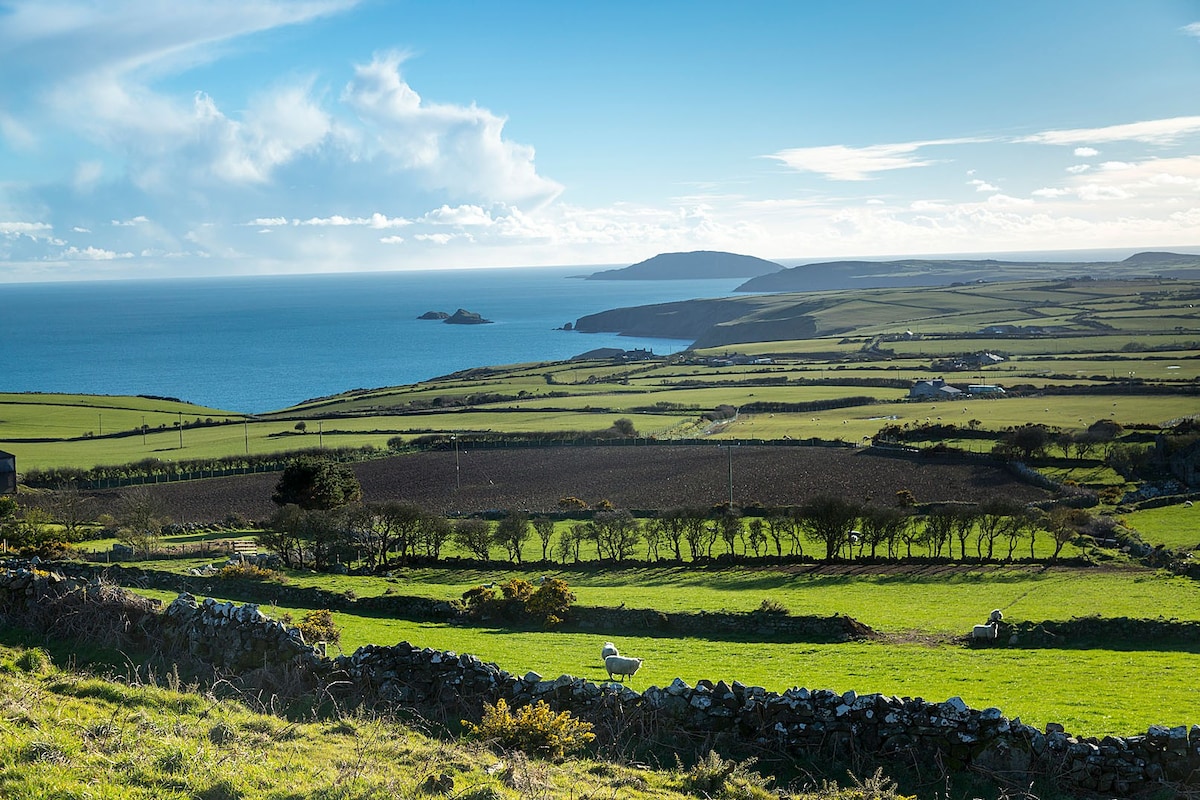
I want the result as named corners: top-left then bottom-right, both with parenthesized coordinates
top-left (909, 378), bottom-right (963, 400)
top-left (0, 450), bottom-right (14, 495)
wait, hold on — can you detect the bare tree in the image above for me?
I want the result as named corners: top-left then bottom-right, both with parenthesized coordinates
top-left (532, 517), bottom-right (556, 561)
top-left (798, 496), bottom-right (862, 560)
top-left (453, 517), bottom-right (493, 561)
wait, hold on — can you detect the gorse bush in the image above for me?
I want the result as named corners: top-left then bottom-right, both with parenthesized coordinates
top-left (462, 579), bottom-right (575, 627)
top-left (297, 609), bottom-right (341, 648)
top-left (526, 578), bottom-right (575, 627)
top-left (464, 698), bottom-right (594, 761)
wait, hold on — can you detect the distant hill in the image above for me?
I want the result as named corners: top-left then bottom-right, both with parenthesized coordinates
top-left (735, 251), bottom-right (1200, 292)
top-left (585, 251), bottom-right (784, 280)
top-left (573, 275), bottom-right (1200, 349)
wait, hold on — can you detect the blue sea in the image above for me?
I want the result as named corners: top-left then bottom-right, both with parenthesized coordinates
top-left (0, 267), bottom-right (744, 413)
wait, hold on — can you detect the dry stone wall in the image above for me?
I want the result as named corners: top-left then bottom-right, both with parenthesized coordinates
top-left (336, 641), bottom-right (1200, 796)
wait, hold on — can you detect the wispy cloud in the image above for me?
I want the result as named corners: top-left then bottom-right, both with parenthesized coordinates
top-left (1184, 22), bottom-right (1200, 39)
top-left (1019, 116), bottom-right (1200, 146)
top-left (765, 138), bottom-right (983, 181)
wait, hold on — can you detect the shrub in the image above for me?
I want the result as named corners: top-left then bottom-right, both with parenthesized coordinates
top-left (464, 698), bottom-right (594, 761)
top-left (500, 578), bottom-right (534, 603)
top-left (462, 585), bottom-right (497, 608)
top-left (217, 562), bottom-right (284, 582)
top-left (526, 578), bottom-right (575, 627)
top-left (296, 609), bottom-right (341, 648)
top-left (753, 598), bottom-right (788, 616)
top-left (677, 751), bottom-right (774, 799)
top-left (14, 648), bottom-right (53, 675)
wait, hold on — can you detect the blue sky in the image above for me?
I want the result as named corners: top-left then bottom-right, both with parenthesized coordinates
top-left (1, 0), bottom-right (1199, 281)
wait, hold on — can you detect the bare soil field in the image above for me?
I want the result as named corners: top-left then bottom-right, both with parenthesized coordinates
top-left (88, 445), bottom-right (1049, 523)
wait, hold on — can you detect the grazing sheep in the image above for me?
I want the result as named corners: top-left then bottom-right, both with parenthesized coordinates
top-left (604, 654), bottom-right (643, 682)
top-left (972, 624), bottom-right (998, 640)
top-left (601, 642), bottom-right (619, 659)
top-left (988, 609), bottom-right (1004, 624)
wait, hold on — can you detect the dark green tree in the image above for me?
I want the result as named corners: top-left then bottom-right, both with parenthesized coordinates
top-left (271, 457), bottom-right (362, 510)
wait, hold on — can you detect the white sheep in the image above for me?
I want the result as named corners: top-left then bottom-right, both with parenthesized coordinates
top-left (604, 654), bottom-right (643, 682)
top-left (600, 642), bottom-right (619, 660)
top-left (972, 624), bottom-right (998, 640)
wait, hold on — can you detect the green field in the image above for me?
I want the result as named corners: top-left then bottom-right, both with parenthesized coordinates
top-left (135, 586), bottom-right (1196, 738)
top-left (1123, 504), bottom-right (1200, 554)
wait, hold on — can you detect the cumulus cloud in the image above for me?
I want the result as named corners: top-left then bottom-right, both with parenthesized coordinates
top-left (1185, 22), bottom-right (1200, 39)
top-left (969, 179), bottom-right (1000, 192)
top-left (340, 52), bottom-right (563, 204)
top-left (765, 138), bottom-right (983, 181)
top-left (1066, 164), bottom-right (1092, 174)
top-left (111, 215), bottom-right (149, 226)
top-left (1019, 116), bottom-right (1200, 146)
top-left (1074, 147), bottom-right (1099, 157)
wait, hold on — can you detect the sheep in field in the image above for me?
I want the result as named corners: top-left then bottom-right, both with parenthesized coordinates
top-left (601, 642), bottom-right (619, 660)
top-left (604, 654), bottom-right (643, 682)
top-left (972, 624), bottom-right (998, 640)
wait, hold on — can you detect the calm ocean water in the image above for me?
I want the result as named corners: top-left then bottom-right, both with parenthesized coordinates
top-left (0, 267), bottom-right (744, 413)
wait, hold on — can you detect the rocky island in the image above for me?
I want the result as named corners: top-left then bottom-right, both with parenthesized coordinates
top-left (417, 309), bottom-right (493, 324)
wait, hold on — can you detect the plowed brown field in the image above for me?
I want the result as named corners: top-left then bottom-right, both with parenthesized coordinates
top-left (88, 446), bottom-right (1049, 523)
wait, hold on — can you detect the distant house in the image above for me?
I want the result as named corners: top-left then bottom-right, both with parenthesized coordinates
top-left (909, 378), bottom-right (963, 400)
top-left (0, 450), bottom-right (15, 495)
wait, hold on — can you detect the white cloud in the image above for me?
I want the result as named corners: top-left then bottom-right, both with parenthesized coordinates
top-left (341, 52), bottom-right (562, 204)
top-left (421, 204), bottom-right (496, 226)
top-left (1032, 187), bottom-right (1072, 198)
top-left (63, 245), bottom-right (132, 260)
top-left (1184, 22), bottom-right (1200, 39)
top-left (1019, 116), bottom-right (1200, 146)
top-left (111, 215), bottom-right (149, 226)
top-left (1074, 147), bottom-right (1099, 157)
top-left (71, 226), bottom-right (91, 233)
top-left (379, 235), bottom-right (405, 244)
top-left (248, 217), bottom-right (289, 226)
top-left (414, 233), bottom-right (455, 245)
top-left (969, 179), bottom-right (999, 192)
top-left (765, 138), bottom-right (982, 181)
top-left (0, 221), bottom-right (52, 235)
top-left (1066, 164), bottom-right (1092, 174)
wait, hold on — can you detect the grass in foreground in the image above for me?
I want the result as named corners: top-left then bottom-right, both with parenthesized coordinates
top-left (0, 643), bottom-right (761, 800)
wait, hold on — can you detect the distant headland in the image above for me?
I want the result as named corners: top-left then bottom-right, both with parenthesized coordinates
top-left (583, 250), bottom-right (784, 280)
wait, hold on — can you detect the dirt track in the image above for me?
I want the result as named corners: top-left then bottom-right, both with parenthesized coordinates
top-left (88, 445), bottom-right (1050, 524)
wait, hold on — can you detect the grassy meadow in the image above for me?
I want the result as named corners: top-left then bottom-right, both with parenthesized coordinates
top-left (3, 274), bottom-right (1198, 779)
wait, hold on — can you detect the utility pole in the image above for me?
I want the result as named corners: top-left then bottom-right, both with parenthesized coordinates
top-left (244, 419), bottom-right (249, 454)
top-left (453, 434), bottom-right (460, 490)
top-left (177, 411), bottom-right (183, 449)
top-left (318, 420), bottom-right (323, 449)
top-left (141, 415), bottom-right (146, 447)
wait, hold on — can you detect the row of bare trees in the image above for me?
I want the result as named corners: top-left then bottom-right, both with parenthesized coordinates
top-left (252, 494), bottom-right (1086, 572)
